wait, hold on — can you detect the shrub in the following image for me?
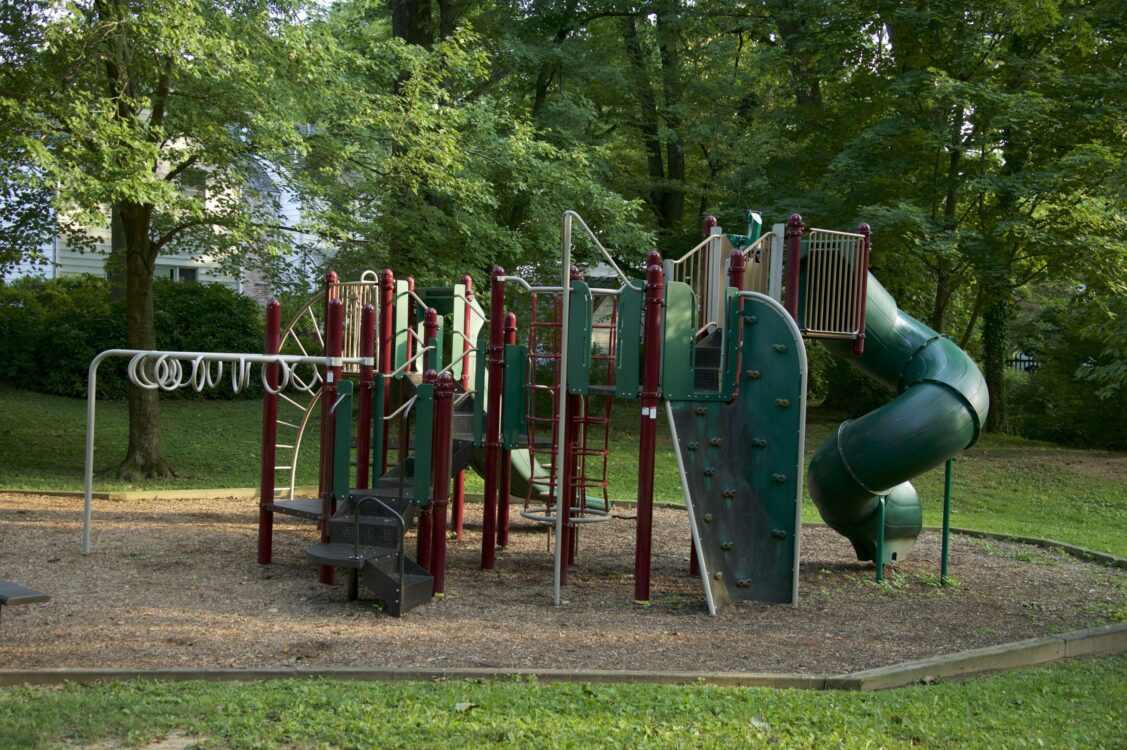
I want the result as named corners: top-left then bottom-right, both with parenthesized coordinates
top-left (0, 276), bottom-right (264, 399)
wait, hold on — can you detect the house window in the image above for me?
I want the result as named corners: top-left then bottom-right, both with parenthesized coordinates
top-left (159, 266), bottom-right (199, 283)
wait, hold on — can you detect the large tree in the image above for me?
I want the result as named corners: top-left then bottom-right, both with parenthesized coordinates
top-left (2, 0), bottom-right (329, 477)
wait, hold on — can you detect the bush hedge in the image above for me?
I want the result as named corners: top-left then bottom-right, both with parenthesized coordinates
top-left (0, 276), bottom-right (264, 400)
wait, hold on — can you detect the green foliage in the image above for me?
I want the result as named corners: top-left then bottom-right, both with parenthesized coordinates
top-left (1009, 282), bottom-right (1127, 448)
top-left (0, 658), bottom-right (1123, 749)
top-left (0, 278), bottom-right (262, 400)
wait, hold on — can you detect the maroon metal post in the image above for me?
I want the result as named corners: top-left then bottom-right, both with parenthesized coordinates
top-left (689, 542), bottom-right (700, 577)
top-left (356, 304), bottom-right (376, 490)
top-left (318, 297), bottom-right (344, 585)
top-left (423, 307), bottom-right (439, 370)
top-left (378, 269), bottom-right (396, 474)
top-left (318, 272), bottom-right (339, 499)
top-left (417, 368), bottom-right (438, 573)
top-left (728, 248), bottom-right (746, 402)
top-left (431, 372), bottom-right (455, 595)
top-left (702, 215), bottom-right (718, 235)
top-left (480, 266), bottom-right (506, 570)
top-left (784, 213), bottom-right (804, 323)
top-left (852, 223), bottom-right (872, 357)
top-left (497, 311), bottom-right (517, 549)
top-left (634, 251), bottom-right (664, 605)
top-left (451, 274), bottom-right (473, 541)
top-left (258, 299), bottom-right (282, 565)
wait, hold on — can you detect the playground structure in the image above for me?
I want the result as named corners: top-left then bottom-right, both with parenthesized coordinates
top-left (81, 210), bottom-right (988, 617)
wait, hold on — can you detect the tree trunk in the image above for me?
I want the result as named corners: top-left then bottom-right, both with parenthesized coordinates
top-left (390, 0), bottom-right (433, 48)
top-left (981, 277), bottom-right (1011, 433)
top-left (117, 201), bottom-right (174, 480)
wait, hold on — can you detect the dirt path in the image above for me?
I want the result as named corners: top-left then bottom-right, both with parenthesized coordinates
top-left (0, 493), bottom-right (1122, 675)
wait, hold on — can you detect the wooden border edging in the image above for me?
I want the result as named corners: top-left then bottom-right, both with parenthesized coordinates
top-left (0, 623), bottom-right (1123, 691)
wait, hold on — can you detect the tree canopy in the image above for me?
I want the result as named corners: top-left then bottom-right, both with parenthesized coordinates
top-left (1, 0), bottom-right (1124, 470)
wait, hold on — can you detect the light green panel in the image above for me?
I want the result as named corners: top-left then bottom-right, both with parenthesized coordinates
top-left (661, 280), bottom-right (696, 400)
top-left (393, 280), bottom-right (410, 377)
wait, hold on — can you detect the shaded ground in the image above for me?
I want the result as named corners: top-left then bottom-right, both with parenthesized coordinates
top-left (0, 493), bottom-right (1122, 675)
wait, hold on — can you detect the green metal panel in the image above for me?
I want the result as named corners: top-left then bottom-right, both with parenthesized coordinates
top-left (669, 295), bottom-right (805, 606)
top-left (566, 280), bottom-right (593, 395)
top-left (472, 330), bottom-right (487, 446)
top-left (661, 280), bottom-right (696, 400)
top-left (371, 373), bottom-right (385, 477)
top-left (332, 380), bottom-right (353, 503)
top-left (412, 382), bottom-right (435, 506)
top-left (425, 317), bottom-right (445, 372)
top-left (502, 344), bottom-right (529, 449)
top-left (615, 281), bottom-right (643, 399)
top-left (393, 280), bottom-right (410, 377)
top-left (418, 286), bottom-right (455, 315)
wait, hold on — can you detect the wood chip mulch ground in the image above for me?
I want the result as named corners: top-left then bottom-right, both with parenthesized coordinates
top-left (1, 493), bottom-right (1123, 675)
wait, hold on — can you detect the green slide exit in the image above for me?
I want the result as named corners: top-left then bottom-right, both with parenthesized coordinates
top-left (808, 273), bottom-right (990, 563)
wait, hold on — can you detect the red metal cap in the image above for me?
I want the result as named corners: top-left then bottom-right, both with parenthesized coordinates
top-left (702, 215), bottom-right (718, 237)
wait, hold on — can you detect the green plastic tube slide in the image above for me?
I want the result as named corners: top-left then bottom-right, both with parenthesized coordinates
top-left (808, 273), bottom-right (989, 563)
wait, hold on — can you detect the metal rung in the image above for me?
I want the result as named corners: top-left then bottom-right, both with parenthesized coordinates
top-left (276, 443), bottom-right (294, 450)
top-left (277, 420), bottom-right (300, 429)
top-left (275, 465), bottom-right (293, 471)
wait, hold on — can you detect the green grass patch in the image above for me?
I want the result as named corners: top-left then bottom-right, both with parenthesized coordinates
top-left (1, 385), bottom-right (1124, 556)
top-left (0, 658), bottom-right (1123, 749)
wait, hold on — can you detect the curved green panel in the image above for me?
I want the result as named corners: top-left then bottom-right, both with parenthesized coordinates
top-left (670, 294), bottom-right (805, 606)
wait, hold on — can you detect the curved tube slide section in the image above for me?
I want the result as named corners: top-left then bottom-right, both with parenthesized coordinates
top-left (808, 273), bottom-right (989, 563)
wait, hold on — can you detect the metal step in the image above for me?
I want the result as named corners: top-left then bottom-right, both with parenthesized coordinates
top-left (264, 498), bottom-right (322, 521)
top-left (306, 542), bottom-right (397, 568)
top-left (328, 514), bottom-right (403, 549)
top-left (361, 555), bottom-right (434, 617)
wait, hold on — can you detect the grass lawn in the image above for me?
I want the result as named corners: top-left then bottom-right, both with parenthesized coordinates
top-left (2, 385), bottom-right (1124, 556)
top-left (0, 657), bottom-right (1123, 749)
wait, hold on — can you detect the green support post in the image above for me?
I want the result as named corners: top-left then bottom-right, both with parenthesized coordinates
top-left (875, 495), bottom-right (886, 583)
top-left (941, 458), bottom-right (953, 584)
top-left (371, 374), bottom-right (385, 481)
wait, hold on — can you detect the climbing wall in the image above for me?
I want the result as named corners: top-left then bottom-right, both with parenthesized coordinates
top-left (669, 294), bottom-right (806, 607)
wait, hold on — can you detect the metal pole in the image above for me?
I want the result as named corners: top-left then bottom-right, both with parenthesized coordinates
top-left (553, 214), bottom-right (574, 605)
top-left (634, 251), bottom-right (664, 605)
top-left (784, 213), bottom-right (804, 322)
top-left (258, 299), bottom-right (281, 565)
top-left (482, 267), bottom-right (506, 570)
top-left (875, 495), bottom-right (886, 583)
top-left (378, 269), bottom-right (396, 474)
top-left (318, 297), bottom-right (344, 585)
top-left (356, 304), bottom-right (376, 490)
top-left (942, 458), bottom-right (953, 584)
top-left (852, 223), bottom-right (871, 357)
top-left (431, 372), bottom-right (455, 595)
top-left (498, 311), bottom-right (518, 550)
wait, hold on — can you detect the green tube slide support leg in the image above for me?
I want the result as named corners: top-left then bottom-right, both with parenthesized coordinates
top-left (808, 273), bottom-right (989, 568)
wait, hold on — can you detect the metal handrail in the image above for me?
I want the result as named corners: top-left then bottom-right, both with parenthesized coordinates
top-left (561, 210), bottom-right (643, 292)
